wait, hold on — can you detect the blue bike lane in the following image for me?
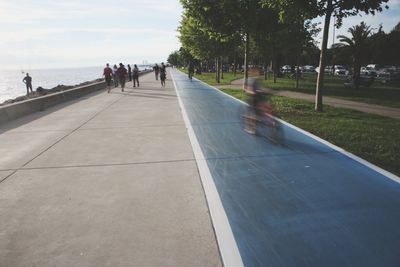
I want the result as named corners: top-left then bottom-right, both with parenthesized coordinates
top-left (171, 69), bottom-right (400, 267)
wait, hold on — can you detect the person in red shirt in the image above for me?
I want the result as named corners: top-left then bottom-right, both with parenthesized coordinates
top-left (117, 63), bottom-right (127, 92)
top-left (103, 63), bottom-right (113, 93)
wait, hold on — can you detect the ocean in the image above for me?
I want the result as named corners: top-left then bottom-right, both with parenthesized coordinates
top-left (0, 65), bottom-right (153, 103)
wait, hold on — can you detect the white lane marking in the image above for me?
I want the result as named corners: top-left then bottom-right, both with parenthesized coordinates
top-left (191, 72), bottom-right (400, 184)
top-left (171, 71), bottom-right (244, 267)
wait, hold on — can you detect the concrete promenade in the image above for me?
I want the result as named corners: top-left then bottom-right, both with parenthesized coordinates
top-left (0, 72), bottom-right (222, 266)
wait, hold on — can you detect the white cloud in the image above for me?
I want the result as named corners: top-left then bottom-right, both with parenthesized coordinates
top-left (0, 0), bottom-right (182, 69)
top-left (0, 27), bottom-right (174, 44)
top-left (313, 1), bottom-right (400, 47)
top-left (0, 1), bottom-right (182, 24)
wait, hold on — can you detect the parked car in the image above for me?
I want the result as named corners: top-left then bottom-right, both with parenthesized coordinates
top-left (376, 69), bottom-right (393, 81)
top-left (281, 65), bottom-right (291, 73)
top-left (366, 64), bottom-right (380, 70)
top-left (324, 65), bottom-right (334, 73)
top-left (334, 65), bottom-right (349, 76)
top-left (302, 65), bottom-right (316, 73)
top-left (360, 66), bottom-right (377, 77)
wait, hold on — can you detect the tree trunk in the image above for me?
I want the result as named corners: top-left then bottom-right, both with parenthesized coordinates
top-left (215, 57), bottom-right (218, 82)
top-left (295, 56), bottom-right (300, 89)
top-left (315, 0), bottom-right (333, 112)
top-left (243, 31), bottom-right (250, 89)
top-left (233, 52), bottom-right (237, 77)
top-left (264, 60), bottom-right (267, 80)
top-left (273, 55), bottom-right (279, 83)
top-left (217, 57), bottom-right (220, 83)
top-left (353, 58), bottom-right (361, 89)
top-left (220, 56), bottom-right (224, 79)
top-left (269, 59), bottom-right (273, 82)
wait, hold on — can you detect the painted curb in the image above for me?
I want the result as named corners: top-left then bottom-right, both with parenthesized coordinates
top-left (171, 70), bottom-right (244, 267)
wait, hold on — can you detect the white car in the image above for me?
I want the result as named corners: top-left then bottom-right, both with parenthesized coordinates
top-left (376, 69), bottom-right (393, 81)
top-left (324, 65), bottom-right (334, 73)
top-left (281, 65), bottom-right (291, 73)
top-left (334, 65), bottom-right (349, 76)
top-left (302, 65), bottom-right (316, 73)
top-left (361, 66), bottom-right (377, 76)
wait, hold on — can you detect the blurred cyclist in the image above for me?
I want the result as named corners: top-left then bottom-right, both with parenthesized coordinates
top-left (243, 67), bottom-right (266, 134)
top-left (188, 62), bottom-right (194, 80)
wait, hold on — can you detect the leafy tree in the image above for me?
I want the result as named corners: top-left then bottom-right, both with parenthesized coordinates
top-left (392, 21), bottom-right (400, 32)
top-left (178, 8), bottom-right (241, 82)
top-left (338, 22), bottom-right (372, 88)
top-left (314, 0), bottom-right (388, 111)
top-left (167, 48), bottom-right (194, 67)
top-left (368, 25), bottom-right (387, 64)
top-left (386, 22), bottom-right (400, 65)
top-left (367, 22), bottom-right (400, 65)
top-left (179, 14), bottom-right (218, 61)
top-left (167, 51), bottom-right (181, 67)
top-left (264, 0), bottom-right (389, 111)
top-left (180, 0), bottom-right (278, 84)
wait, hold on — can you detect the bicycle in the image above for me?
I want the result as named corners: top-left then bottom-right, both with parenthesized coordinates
top-left (188, 70), bottom-right (194, 81)
top-left (241, 102), bottom-right (285, 144)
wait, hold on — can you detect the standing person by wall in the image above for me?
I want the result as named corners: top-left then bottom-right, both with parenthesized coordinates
top-left (128, 64), bottom-right (132, 81)
top-left (22, 73), bottom-right (33, 95)
top-left (117, 63), bottom-right (127, 92)
top-left (160, 62), bottom-right (166, 87)
top-left (132, 64), bottom-right (139, 87)
top-left (103, 63), bottom-right (113, 93)
top-left (113, 64), bottom-right (119, 87)
top-left (153, 63), bottom-right (160, 80)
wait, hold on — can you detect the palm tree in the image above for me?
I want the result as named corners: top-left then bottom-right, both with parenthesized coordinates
top-left (337, 22), bottom-right (372, 88)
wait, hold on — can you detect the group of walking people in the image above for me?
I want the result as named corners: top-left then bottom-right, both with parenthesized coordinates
top-left (152, 63), bottom-right (167, 86)
top-left (103, 62), bottom-right (167, 92)
top-left (103, 63), bottom-right (140, 93)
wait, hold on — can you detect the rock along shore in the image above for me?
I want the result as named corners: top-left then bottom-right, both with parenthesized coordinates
top-left (0, 78), bottom-right (103, 106)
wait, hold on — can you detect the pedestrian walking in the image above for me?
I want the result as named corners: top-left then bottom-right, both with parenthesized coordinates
top-left (132, 64), bottom-right (139, 87)
top-left (22, 73), bottom-right (33, 95)
top-left (153, 63), bottom-right (160, 80)
top-left (128, 64), bottom-right (132, 81)
top-left (113, 64), bottom-right (119, 87)
top-left (103, 63), bottom-right (113, 93)
top-left (160, 62), bottom-right (166, 87)
top-left (117, 63), bottom-right (127, 92)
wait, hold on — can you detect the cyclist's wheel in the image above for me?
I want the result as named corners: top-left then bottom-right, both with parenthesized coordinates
top-left (269, 119), bottom-right (285, 145)
top-left (240, 106), bottom-right (257, 134)
top-left (256, 115), bottom-right (285, 145)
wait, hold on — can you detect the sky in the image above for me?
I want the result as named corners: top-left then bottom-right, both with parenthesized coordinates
top-left (0, 0), bottom-right (398, 70)
top-left (314, 0), bottom-right (400, 47)
top-left (0, 0), bottom-right (183, 70)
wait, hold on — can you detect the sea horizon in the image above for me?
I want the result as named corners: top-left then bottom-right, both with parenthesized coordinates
top-left (0, 64), bottom-right (155, 103)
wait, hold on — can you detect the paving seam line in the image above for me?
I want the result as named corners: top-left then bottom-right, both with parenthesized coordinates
top-left (0, 93), bottom-right (125, 185)
top-left (76, 123), bottom-right (185, 131)
top-left (0, 150), bottom-right (340, 173)
top-left (171, 71), bottom-right (244, 267)
top-left (16, 159), bottom-right (196, 171)
top-left (188, 71), bottom-right (400, 184)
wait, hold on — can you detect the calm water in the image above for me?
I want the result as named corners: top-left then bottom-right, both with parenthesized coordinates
top-left (0, 65), bottom-right (152, 103)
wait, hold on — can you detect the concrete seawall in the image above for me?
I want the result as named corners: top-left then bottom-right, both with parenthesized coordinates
top-left (0, 70), bottom-right (152, 125)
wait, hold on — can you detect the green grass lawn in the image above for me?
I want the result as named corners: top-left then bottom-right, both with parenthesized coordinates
top-left (261, 73), bottom-right (400, 108)
top-left (220, 88), bottom-right (400, 176)
top-left (180, 68), bottom-right (242, 85)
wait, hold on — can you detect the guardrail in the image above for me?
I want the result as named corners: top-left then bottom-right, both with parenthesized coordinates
top-left (0, 70), bottom-right (152, 125)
